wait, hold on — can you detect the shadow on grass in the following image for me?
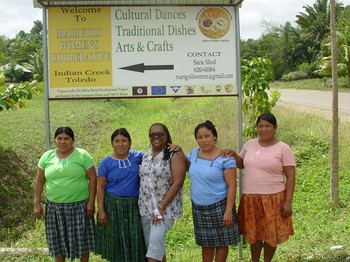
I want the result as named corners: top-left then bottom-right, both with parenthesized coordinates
top-left (0, 146), bottom-right (35, 245)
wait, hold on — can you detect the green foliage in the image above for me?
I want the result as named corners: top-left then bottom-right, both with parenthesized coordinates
top-left (3, 63), bottom-right (24, 82)
top-left (281, 70), bottom-right (310, 81)
top-left (240, 38), bottom-right (260, 61)
top-left (241, 58), bottom-right (281, 138)
top-left (22, 48), bottom-right (44, 82)
top-left (0, 70), bottom-right (43, 111)
top-left (257, 30), bottom-right (283, 80)
top-left (314, 24), bottom-right (350, 88)
top-left (281, 63), bottom-right (316, 81)
top-left (1, 20), bottom-right (43, 73)
top-left (295, 0), bottom-right (332, 42)
top-left (293, 135), bottom-right (330, 166)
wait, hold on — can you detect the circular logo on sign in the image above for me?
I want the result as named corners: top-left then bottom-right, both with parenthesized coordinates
top-left (198, 7), bottom-right (231, 39)
top-left (225, 84), bottom-right (233, 93)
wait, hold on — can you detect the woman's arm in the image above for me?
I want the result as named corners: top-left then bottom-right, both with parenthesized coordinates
top-left (85, 166), bottom-right (97, 217)
top-left (223, 168), bottom-right (237, 227)
top-left (283, 166), bottom-right (295, 218)
top-left (232, 151), bottom-right (244, 169)
top-left (97, 176), bottom-right (108, 225)
top-left (33, 168), bottom-right (45, 219)
top-left (181, 153), bottom-right (190, 172)
top-left (158, 152), bottom-right (186, 214)
top-left (168, 144), bottom-right (190, 171)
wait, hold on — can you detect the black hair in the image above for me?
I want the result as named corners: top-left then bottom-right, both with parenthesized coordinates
top-left (111, 128), bottom-right (132, 143)
top-left (256, 112), bottom-right (277, 127)
top-left (149, 123), bottom-right (172, 161)
top-left (194, 120), bottom-right (218, 141)
top-left (54, 126), bottom-right (74, 140)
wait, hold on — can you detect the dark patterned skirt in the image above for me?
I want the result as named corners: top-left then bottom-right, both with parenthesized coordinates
top-left (45, 200), bottom-right (95, 259)
top-left (192, 198), bottom-right (240, 247)
top-left (95, 193), bottom-right (146, 262)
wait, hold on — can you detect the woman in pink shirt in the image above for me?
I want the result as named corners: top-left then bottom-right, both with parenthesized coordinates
top-left (231, 112), bottom-right (295, 262)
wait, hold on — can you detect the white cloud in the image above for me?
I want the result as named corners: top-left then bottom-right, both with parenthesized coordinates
top-left (239, 0), bottom-right (350, 39)
top-left (0, 1), bottom-right (41, 38)
top-left (0, 0), bottom-right (350, 39)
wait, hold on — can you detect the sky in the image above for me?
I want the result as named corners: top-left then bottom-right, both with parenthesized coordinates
top-left (0, 0), bottom-right (350, 40)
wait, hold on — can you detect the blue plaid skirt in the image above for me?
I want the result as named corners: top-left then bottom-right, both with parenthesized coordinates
top-left (45, 200), bottom-right (95, 259)
top-left (192, 198), bottom-right (240, 247)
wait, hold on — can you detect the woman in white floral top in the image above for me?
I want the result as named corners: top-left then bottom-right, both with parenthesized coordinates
top-left (139, 123), bottom-right (186, 262)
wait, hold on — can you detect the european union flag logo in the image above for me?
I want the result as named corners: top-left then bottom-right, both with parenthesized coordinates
top-left (151, 86), bottom-right (166, 95)
top-left (132, 86), bottom-right (147, 96)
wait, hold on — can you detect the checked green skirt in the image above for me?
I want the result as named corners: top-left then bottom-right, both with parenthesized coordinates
top-left (95, 193), bottom-right (146, 262)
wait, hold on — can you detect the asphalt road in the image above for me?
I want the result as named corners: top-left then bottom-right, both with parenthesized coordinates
top-left (276, 89), bottom-right (350, 115)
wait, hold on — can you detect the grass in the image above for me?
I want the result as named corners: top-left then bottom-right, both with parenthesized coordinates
top-left (271, 77), bottom-right (350, 91)
top-left (0, 80), bottom-right (350, 261)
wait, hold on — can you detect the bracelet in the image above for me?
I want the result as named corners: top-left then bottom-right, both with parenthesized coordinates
top-left (158, 204), bottom-right (164, 210)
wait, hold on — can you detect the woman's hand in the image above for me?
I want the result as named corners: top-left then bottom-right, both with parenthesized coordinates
top-left (98, 210), bottom-right (108, 225)
top-left (220, 149), bottom-right (235, 157)
top-left (151, 208), bottom-right (163, 225)
top-left (86, 200), bottom-right (95, 217)
top-left (33, 203), bottom-right (43, 219)
top-left (167, 143), bottom-right (182, 154)
top-left (223, 210), bottom-right (233, 227)
top-left (283, 202), bottom-right (293, 218)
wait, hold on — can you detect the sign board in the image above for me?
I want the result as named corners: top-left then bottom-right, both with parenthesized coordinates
top-left (47, 6), bottom-right (238, 99)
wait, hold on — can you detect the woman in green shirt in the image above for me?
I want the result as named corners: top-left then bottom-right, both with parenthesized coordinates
top-left (34, 126), bottom-right (97, 262)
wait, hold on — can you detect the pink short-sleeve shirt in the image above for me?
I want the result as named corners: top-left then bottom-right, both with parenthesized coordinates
top-left (239, 139), bottom-right (295, 194)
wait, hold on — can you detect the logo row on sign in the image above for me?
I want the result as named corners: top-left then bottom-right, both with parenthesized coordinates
top-left (132, 84), bottom-right (234, 96)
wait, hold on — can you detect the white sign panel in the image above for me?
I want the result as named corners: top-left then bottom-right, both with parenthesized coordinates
top-left (47, 6), bottom-right (238, 99)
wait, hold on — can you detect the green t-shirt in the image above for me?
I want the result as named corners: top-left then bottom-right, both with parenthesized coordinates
top-left (38, 148), bottom-right (94, 203)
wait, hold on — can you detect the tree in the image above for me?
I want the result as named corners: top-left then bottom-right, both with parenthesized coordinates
top-left (4, 20), bottom-right (43, 65)
top-left (338, 29), bottom-right (350, 87)
top-left (296, 0), bottom-right (331, 42)
top-left (241, 58), bottom-right (281, 138)
top-left (23, 48), bottom-right (44, 82)
top-left (0, 36), bottom-right (9, 64)
top-left (314, 27), bottom-right (350, 87)
top-left (240, 38), bottom-right (261, 61)
top-left (3, 63), bottom-right (25, 82)
top-left (329, 0), bottom-right (339, 205)
top-left (29, 20), bottom-right (43, 44)
top-left (296, 0), bottom-right (345, 63)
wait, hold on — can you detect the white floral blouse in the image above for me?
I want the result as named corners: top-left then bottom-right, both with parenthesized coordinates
top-left (138, 150), bottom-right (183, 219)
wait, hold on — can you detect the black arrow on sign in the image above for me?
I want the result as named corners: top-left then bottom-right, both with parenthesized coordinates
top-left (119, 63), bottom-right (174, 73)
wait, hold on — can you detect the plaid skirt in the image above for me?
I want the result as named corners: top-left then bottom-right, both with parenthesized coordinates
top-left (45, 200), bottom-right (95, 259)
top-left (192, 198), bottom-right (240, 247)
top-left (237, 191), bottom-right (294, 247)
top-left (95, 193), bottom-right (146, 262)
